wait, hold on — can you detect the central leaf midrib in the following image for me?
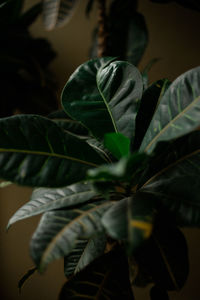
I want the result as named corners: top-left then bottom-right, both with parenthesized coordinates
top-left (96, 75), bottom-right (118, 134)
top-left (144, 95), bottom-right (200, 152)
top-left (0, 148), bottom-right (98, 167)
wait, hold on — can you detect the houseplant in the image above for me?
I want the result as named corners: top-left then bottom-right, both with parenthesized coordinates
top-left (1, 0), bottom-right (200, 300)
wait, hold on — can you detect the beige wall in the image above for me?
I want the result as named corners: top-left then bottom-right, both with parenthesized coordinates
top-left (1, 1), bottom-right (200, 299)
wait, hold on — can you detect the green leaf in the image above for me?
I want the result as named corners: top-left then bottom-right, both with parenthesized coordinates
top-left (102, 197), bottom-right (128, 240)
top-left (108, 1), bottom-right (148, 65)
top-left (86, 137), bottom-right (113, 163)
top-left (140, 66), bottom-right (200, 153)
top-left (134, 221), bottom-right (189, 291)
top-left (48, 110), bottom-right (89, 136)
top-left (104, 132), bottom-right (130, 160)
top-left (30, 200), bottom-right (113, 272)
top-left (7, 182), bottom-right (98, 229)
top-left (64, 234), bottom-right (106, 277)
top-left (87, 153), bottom-right (147, 182)
top-left (18, 267), bottom-right (37, 293)
top-left (43, 0), bottom-right (80, 30)
top-left (0, 115), bottom-right (104, 187)
top-left (0, 0), bottom-right (23, 24)
top-left (128, 192), bottom-right (156, 253)
top-left (140, 131), bottom-right (200, 226)
top-left (59, 247), bottom-right (134, 299)
top-left (62, 58), bottom-right (143, 140)
top-left (133, 79), bottom-right (171, 151)
top-left (0, 180), bottom-right (12, 188)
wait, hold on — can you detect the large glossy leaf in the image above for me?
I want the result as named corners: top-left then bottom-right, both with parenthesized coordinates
top-left (30, 200), bottom-right (113, 271)
top-left (43, 0), bottom-right (80, 30)
top-left (140, 66), bottom-right (200, 153)
top-left (62, 58), bottom-right (143, 140)
top-left (0, 115), bottom-right (104, 187)
top-left (7, 182), bottom-right (98, 228)
top-left (134, 221), bottom-right (189, 291)
top-left (140, 131), bottom-right (200, 226)
top-left (132, 79), bottom-right (170, 151)
top-left (64, 234), bottom-right (106, 277)
top-left (59, 247), bottom-right (134, 299)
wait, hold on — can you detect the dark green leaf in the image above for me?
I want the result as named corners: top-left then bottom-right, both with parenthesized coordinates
top-left (43, 0), bottom-right (80, 30)
top-left (133, 79), bottom-right (171, 151)
top-left (108, 1), bottom-right (147, 65)
top-left (128, 192), bottom-right (156, 253)
top-left (64, 234), bottom-right (106, 277)
top-left (59, 247), bottom-right (134, 299)
top-left (104, 132), bottom-right (130, 160)
top-left (62, 58), bottom-right (143, 140)
top-left (102, 197), bottom-right (129, 240)
top-left (0, 115), bottom-right (104, 187)
top-left (134, 222), bottom-right (189, 290)
top-left (86, 137), bottom-right (113, 163)
top-left (7, 182), bottom-right (98, 228)
top-left (0, 0), bottom-right (23, 24)
top-left (18, 267), bottom-right (37, 293)
top-left (48, 110), bottom-right (89, 136)
top-left (30, 200), bottom-right (113, 271)
top-left (140, 131), bottom-right (200, 226)
top-left (140, 66), bottom-right (200, 153)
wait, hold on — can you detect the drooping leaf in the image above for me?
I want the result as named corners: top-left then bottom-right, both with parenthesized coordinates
top-left (140, 66), bottom-right (200, 153)
top-left (30, 200), bottom-right (113, 272)
top-left (43, 0), bottom-right (80, 30)
top-left (59, 247), bottom-right (134, 299)
top-left (104, 132), bottom-right (130, 160)
top-left (132, 79), bottom-right (171, 151)
top-left (64, 234), bottom-right (106, 277)
top-left (18, 267), bottom-right (37, 293)
top-left (7, 182), bottom-right (98, 229)
top-left (0, 115), bottom-right (105, 187)
top-left (62, 58), bottom-right (143, 140)
top-left (134, 221), bottom-right (189, 291)
top-left (140, 131), bottom-right (200, 226)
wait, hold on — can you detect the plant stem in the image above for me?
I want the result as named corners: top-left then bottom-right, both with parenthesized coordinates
top-left (97, 0), bottom-right (108, 57)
